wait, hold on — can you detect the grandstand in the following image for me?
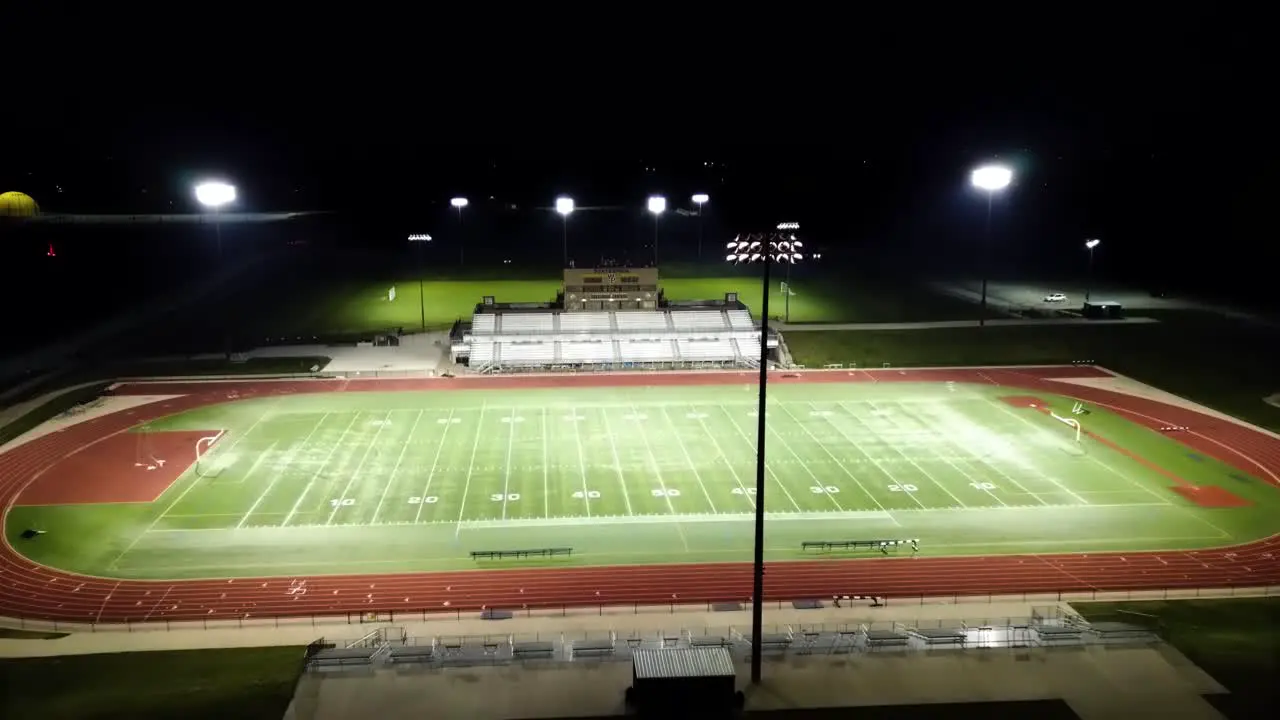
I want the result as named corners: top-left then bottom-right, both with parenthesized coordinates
top-left (451, 267), bottom-right (775, 372)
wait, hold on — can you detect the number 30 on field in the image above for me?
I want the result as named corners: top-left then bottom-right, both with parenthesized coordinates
top-left (407, 496), bottom-right (439, 504)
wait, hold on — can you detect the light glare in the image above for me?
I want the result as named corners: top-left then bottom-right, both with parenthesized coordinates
top-left (450, 197), bottom-right (469, 208)
top-left (555, 197), bottom-right (575, 215)
top-left (970, 165), bottom-right (1013, 191)
top-left (647, 196), bottom-right (666, 214)
top-left (194, 181), bottom-right (236, 208)
top-left (692, 193), bottom-right (709, 204)
top-left (1085, 238), bottom-right (1100, 249)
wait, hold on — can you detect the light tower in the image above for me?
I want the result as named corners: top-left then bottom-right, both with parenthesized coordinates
top-left (195, 180), bottom-right (237, 358)
top-left (647, 195), bottom-right (666, 265)
top-left (969, 164), bottom-right (1013, 326)
top-left (451, 197), bottom-right (469, 265)
top-left (1084, 238), bottom-right (1101, 301)
top-left (692, 193), bottom-right (709, 260)
top-left (725, 224), bottom-right (804, 686)
top-left (556, 197), bottom-right (574, 266)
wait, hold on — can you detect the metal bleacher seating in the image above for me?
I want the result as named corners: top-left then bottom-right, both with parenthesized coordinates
top-left (561, 340), bottom-right (614, 363)
top-left (559, 311), bottom-right (612, 334)
top-left (671, 310), bottom-right (729, 330)
top-left (459, 306), bottom-right (765, 371)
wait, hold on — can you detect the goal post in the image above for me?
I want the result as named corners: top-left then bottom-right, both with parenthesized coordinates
top-left (1048, 411), bottom-right (1082, 443)
top-left (194, 430), bottom-right (226, 477)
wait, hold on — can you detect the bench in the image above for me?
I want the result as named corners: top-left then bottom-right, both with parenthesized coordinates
top-left (801, 539), bottom-right (918, 554)
top-left (690, 636), bottom-right (732, 648)
top-left (572, 639), bottom-right (616, 657)
top-left (308, 647), bottom-right (379, 667)
top-left (470, 547), bottom-right (573, 560)
top-left (388, 646), bottom-right (436, 664)
top-left (511, 641), bottom-right (555, 659)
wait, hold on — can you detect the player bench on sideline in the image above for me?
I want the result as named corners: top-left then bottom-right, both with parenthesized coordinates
top-left (801, 539), bottom-right (919, 554)
top-left (470, 547), bottom-right (573, 561)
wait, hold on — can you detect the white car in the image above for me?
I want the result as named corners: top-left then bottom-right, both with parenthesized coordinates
top-left (1043, 292), bottom-right (1068, 303)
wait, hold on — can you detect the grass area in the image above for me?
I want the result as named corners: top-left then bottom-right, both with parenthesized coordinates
top-left (744, 700), bottom-right (1081, 719)
top-left (1074, 597), bottom-right (1280, 718)
top-left (0, 381), bottom-right (111, 448)
top-left (0, 627), bottom-right (69, 639)
top-left (243, 273), bottom-right (980, 337)
top-left (0, 646), bottom-right (304, 720)
top-left (10, 381), bottom-right (1278, 579)
top-left (784, 322), bottom-right (1280, 432)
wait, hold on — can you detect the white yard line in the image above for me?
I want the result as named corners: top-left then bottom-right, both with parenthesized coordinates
top-left (981, 397), bottom-right (1095, 505)
top-left (598, 407), bottom-right (635, 515)
top-left (413, 409), bottom-right (454, 524)
top-left (371, 409), bottom-right (424, 524)
top-left (281, 413), bottom-right (362, 526)
top-left (94, 582), bottom-right (121, 623)
top-left (545, 407), bottom-right (554, 518)
top-left (906, 401), bottom-right (1050, 505)
top-left (716, 404), bottom-right (798, 511)
top-left (659, 406), bottom-right (718, 513)
top-left (142, 585), bottom-right (174, 621)
top-left (778, 402), bottom-right (918, 512)
top-left (693, 405), bottom-right (755, 509)
top-left (236, 413), bottom-right (332, 528)
top-left (569, 406), bottom-right (589, 517)
top-left (501, 407), bottom-right (517, 520)
top-left (846, 400), bottom-right (980, 507)
top-left (325, 411), bottom-right (394, 525)
top-left (454, 402), bottom-right (488, 536)
top-left (628, 403), bottom-right (689, 550)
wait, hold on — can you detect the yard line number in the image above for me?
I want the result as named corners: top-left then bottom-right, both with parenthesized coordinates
top-left (970, 482), bottom-right (997, 490)
top-left (810, 486), bottom-right (841, 494)
top-left (407, 496), bottom-right (439, 504)
top-left (887, 484), bottom-right (917, 492)
top-left (329, 498), bottom-right (355, 507)
top-left (491, 493), bottom-right (520, 501)
top-left (731, 488), bottom-right (757, 496)
top-left (572, 490), bottom-right (601, 499)
top-left (652, 489), bottom-right (681, 497)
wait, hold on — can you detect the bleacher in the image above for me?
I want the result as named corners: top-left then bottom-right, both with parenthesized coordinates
top-left (454, 307), bottom-right (775, 372)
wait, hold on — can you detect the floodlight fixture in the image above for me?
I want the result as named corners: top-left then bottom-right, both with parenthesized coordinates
top-left (555, 196), bottom-right (575, 215)
top-left (776, 222), bottom-right (799, 230)
top-left (970, 165), bottom-right (1013, 192)
top-left (408, 234), bottom-right (432, 242)
top-left (195, 181), bottom-right (236, 208)
top-left (647, 195), bottom-right (666, 214)
top-left (1085, 238), bottom-right (1100, 249)
top-left (450, 197), bottom-right (469, 208)
top-left (692, 193), bottom-right (709, 204)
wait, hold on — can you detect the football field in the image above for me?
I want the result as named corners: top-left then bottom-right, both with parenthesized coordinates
top-left (10, 381), bottom-right (1278, 579)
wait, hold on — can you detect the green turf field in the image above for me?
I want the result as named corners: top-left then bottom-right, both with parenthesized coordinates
top-left (9, 382), bottom-right (1279, 580)
top-left (257, 274), bottom-right (978, 335)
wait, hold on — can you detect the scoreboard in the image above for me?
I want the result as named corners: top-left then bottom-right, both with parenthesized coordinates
top-left (563, 267), bottom-right (660, 311)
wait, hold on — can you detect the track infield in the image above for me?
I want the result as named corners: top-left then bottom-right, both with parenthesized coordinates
top-left (3, 366), bottom-right (1280, 623)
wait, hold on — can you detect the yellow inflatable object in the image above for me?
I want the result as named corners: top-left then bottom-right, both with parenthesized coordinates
top-left (0, 191), bottom-right (40, 217)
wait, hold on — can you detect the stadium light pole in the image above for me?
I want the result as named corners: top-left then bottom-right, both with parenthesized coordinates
top-left (556, 197), bottom-right (574, 267)
top-left (408, 234), bottom-right (432, 330)
top-left (195, 181), bottom-right (237, 359)
top-left (647, 195), bottom-right (666, 266)
top-left (726, 224), bottom-right (803, 686)
top-left (1084, 238), bottom-right (1100, 302)
top-left (692, 193), bottom-right (709, 260)
top-left (451, 197), bottom-right (469, 265)
top-left (969, 164), bottom-right (1013, 326)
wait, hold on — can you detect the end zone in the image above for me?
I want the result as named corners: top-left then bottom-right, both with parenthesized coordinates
top-left (15, 430), bottom-right (222, 506)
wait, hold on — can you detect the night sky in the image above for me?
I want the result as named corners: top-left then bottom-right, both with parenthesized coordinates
top-left (4, 11), bottom-right (1273, 298)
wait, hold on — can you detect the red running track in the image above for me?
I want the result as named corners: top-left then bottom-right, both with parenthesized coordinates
top-left (2, 366), bottom-right (1279, 624)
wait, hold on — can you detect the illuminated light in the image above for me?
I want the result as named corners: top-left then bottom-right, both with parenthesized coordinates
top-left (692, 193), bottom-right (709, 204)
top-left (555, 197), bottom-right (574, 215)
top-left (647, 196), bottom-right (666, 214)
top-left (450, 197), bottom-right (469, 208)
top-left (970, 165), bottom-right (1013, 191)
top-left (776, 222), bottom-right (799, 230)
top-left (195, 181), bottom-right (236, 208)
top-left (1085, 238), bottom-right (1100, 249)
top-left (408, 234), bottom-right (432, 242)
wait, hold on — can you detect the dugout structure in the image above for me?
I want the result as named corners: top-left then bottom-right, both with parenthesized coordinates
top-left (452, 266), bottom-right (776, 372)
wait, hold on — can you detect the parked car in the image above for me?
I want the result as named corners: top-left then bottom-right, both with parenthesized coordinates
top-left (1043, 292), bottom-right (1068, 303)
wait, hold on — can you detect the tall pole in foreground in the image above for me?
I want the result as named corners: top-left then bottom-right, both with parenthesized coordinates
top-left (727, 224), bottom-right (803, 685)
top-left (969, 165), bottom-right (1012, 327)
top-left (408, 234), bottom-right (432, 329)
top-left (556, 197), bottom-right (575, 267)
top-left (692, 193), bottom-right (709, 261)
top-left (647, 196), bottom-right (666, 266)
top-left (195, 181), bottom-right (237, 359)
top-left (1084, 238), bottom-right (1100, 302)
top-left (451, 197), bottom-right (469, 266)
